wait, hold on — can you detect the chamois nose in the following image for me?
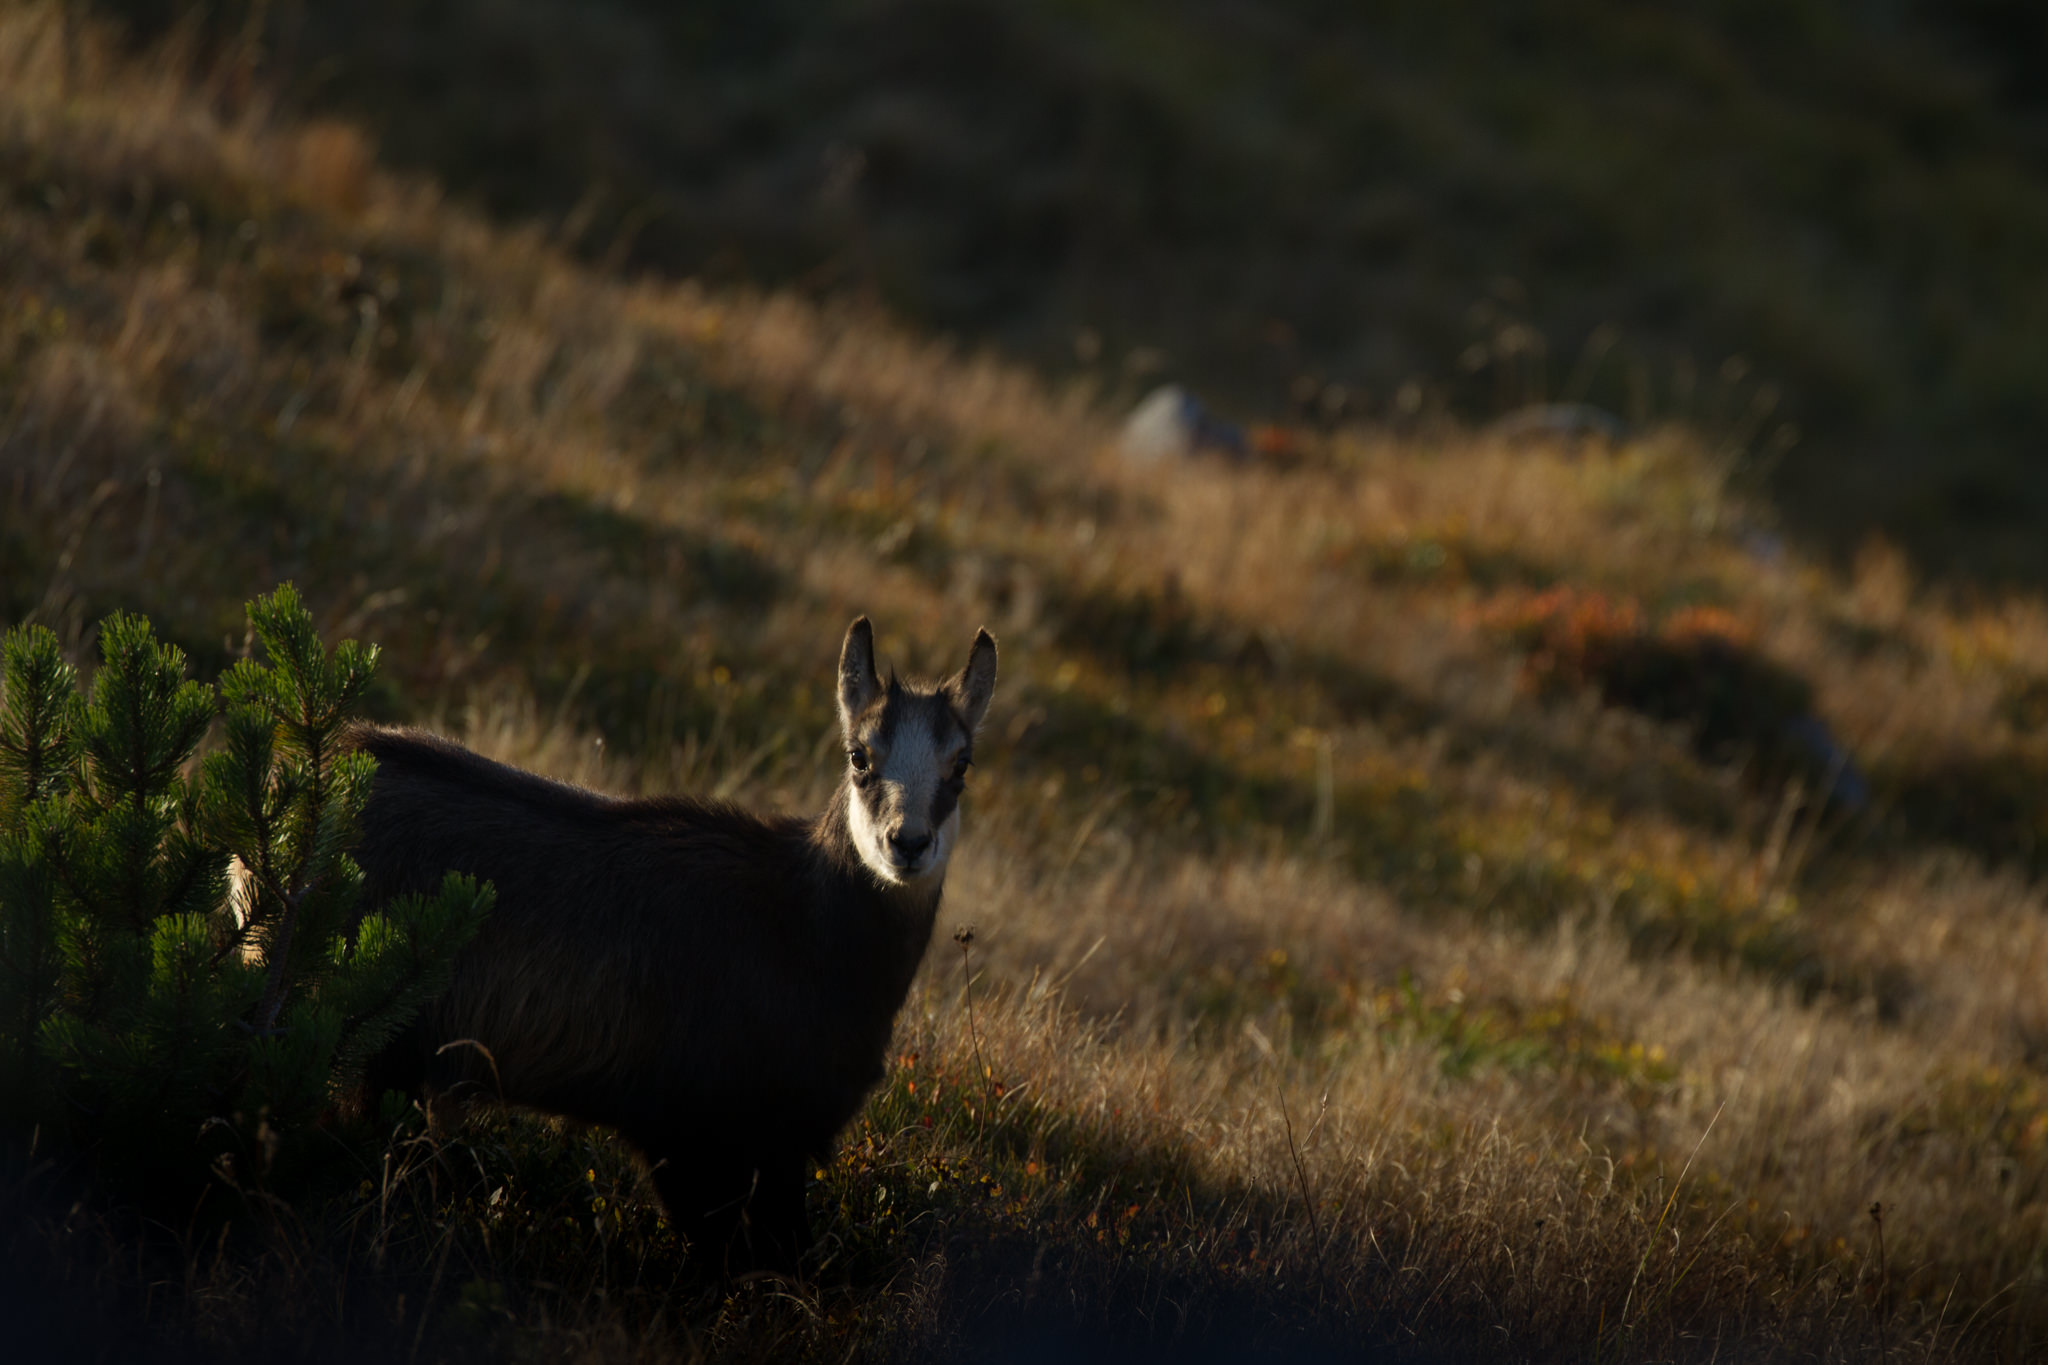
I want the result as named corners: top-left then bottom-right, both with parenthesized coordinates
top-left (889, 830), bottom-right (932, 863)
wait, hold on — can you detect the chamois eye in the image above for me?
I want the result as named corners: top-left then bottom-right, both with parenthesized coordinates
top-left (848, 747), bottom-right (870, 774)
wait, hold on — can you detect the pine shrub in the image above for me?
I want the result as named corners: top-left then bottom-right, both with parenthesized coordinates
top-left (0, 585), bottom-right (492, 1195)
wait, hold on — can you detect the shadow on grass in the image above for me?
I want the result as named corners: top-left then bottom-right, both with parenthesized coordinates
top-left (0, 1071), bottom-right (1488, 1365)
top-left (15, 372), bottom-right (817, 763)
top-left (1046, 574), bottom-right (2048, 923)
top-left (1040, 577), bottom-right (1777, 844)
top-left (1881, 750), bottom-right (2048, 879)
top-left (825, 1052), bottom-right (1492, 1364)
top-left (1001, 677), bottom-right (1836, 1017)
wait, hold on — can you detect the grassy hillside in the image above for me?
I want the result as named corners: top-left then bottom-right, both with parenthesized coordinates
top-left (82, 0), bottom-right (2048, 584)
top-left (6, 4), bottom-right (2048, 1360)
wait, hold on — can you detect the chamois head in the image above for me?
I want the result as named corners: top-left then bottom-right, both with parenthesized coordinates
top-left (836, 617), bottom-right (998, 887)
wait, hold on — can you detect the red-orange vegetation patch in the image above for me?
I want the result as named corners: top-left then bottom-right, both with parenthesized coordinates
top-left (1474, 586), bottom-right (1650, 695)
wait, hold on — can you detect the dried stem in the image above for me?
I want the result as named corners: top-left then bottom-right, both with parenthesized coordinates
top-left (1279, 1086), bottom-right (1327, 1280)
top-left (954, 924), bottom-right (996, 1129)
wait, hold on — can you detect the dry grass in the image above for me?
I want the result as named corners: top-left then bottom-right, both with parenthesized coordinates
top-left (4, 2), bottom-right (2048, 1359)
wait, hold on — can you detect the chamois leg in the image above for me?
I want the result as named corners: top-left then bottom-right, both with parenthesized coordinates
top-left (649, 1152), bottom-right (746, 1271)
top-left (648, 1143), bottom-right (808, 1274)
top-left (738, 1150), bottom-right (811, 1273)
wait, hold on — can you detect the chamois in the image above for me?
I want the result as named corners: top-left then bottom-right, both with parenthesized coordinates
top-left (350, 617), bottom-right (996, 1270)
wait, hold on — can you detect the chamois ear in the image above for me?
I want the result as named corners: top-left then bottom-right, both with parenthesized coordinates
top-left (838, 616), bottom-right (883, 733)
top-left (949, 628), bottom-right (999, 733)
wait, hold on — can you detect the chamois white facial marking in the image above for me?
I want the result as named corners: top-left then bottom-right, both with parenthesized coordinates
top-left (847, 714), bottom-right (964, 884)
top-left (837, 618), bottom-right (996, 889)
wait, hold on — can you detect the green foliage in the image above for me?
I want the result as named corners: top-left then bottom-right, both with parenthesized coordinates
top-left (0, 624), bottom-right (80, 818)
top-left (0, 626), bottom-right (78, 1102)
top-left (0, 587), bottom-right (492, 1191)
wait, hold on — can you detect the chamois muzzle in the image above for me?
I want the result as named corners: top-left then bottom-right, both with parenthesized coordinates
top-left (888, 828), bottom-right (933, 870)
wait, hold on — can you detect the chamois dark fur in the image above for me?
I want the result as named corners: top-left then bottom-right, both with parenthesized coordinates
top-left (350, 618), bottom-right (996, 1270)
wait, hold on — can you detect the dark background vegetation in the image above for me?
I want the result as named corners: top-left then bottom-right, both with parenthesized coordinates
top-left (96, 0), bottom-right (2048, 582)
